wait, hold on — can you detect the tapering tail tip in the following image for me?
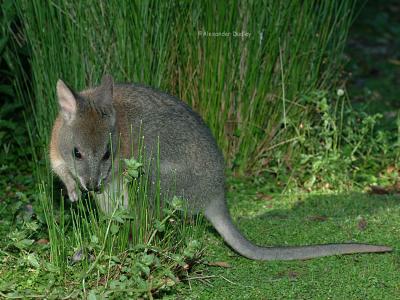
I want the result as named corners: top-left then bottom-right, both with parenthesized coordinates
top-left (370, 245), bottom-right (392, 253)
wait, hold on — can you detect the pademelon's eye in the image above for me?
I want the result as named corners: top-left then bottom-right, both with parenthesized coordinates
top-left (102, 149), bottom-right (110, 161)
top-left (73, 147), bottom-right (82, 160)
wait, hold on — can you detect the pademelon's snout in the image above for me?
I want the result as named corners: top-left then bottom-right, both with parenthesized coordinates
top-left (78, 175), bottom-right (101, 193)
top-left (87, 177), bottom-right (101, 193)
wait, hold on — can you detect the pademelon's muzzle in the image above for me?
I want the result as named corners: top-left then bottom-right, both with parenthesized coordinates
top-left (92, 186), bottom-right (101, 193)
top-left (87, 178), bottom-right (101, 193)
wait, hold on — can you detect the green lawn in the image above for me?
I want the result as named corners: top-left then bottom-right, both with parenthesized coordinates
top-left (188, 181), bottom-right (400, 299)
top-left (1, 179), bottom-right (399, 299)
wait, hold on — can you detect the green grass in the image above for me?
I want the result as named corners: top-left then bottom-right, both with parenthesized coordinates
top-left (188, 180), bottom-right (400, 299)
top-left (2, 179), bottom-right (400, 299)
top-left (0, 154), bottom-right (206, 298)
top-left (12, 0), bottom-right (356, 173)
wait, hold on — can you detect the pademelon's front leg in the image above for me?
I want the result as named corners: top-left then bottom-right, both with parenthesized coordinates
top-left (52, 163), bottom-right (81, 202)
top-left (50, 115), bottom-right (81, 202)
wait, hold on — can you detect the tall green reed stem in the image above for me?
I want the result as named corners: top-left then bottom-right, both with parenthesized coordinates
top-left (14, 0), bottom-right (356, 174)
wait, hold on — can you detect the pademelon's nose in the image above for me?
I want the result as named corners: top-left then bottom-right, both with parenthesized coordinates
top-left (88, 178), bottom-right (101, 192)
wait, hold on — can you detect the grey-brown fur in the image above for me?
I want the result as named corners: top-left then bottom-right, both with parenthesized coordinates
top-left (50, 75), bottom-right (392, 260)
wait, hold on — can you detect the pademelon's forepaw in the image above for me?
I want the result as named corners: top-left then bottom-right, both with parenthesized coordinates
top-left (67, 184), bottom-right (81, 202)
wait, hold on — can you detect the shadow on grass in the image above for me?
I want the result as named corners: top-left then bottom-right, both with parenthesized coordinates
top-left (264, 192), bottom-right (400, 219)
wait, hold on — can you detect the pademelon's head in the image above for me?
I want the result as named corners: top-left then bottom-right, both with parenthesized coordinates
top-left (56, 75), bottom-right (117, 192)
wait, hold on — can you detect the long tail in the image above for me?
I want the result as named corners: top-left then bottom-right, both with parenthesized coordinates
top-left (204, 200), bottom-right (392, 261)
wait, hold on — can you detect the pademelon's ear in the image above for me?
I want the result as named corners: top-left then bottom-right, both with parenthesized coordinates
top-left (56, 79), bottom-right (77, 123)
top-left (99, 74), bottom-right (114, 107)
